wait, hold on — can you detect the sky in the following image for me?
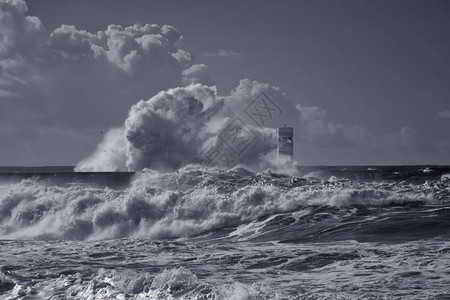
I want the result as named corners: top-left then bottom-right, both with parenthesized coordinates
top-left (1, 0), bottom-right (449, 167)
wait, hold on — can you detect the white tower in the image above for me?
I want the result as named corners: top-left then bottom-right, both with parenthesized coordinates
top-left (277, 127), bottom-right (293, 161)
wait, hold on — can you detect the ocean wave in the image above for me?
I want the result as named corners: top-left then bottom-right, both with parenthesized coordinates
top-left (0, 166), bottom-right (449, 241)
top-left (2, 237), bottom-right (450, 299)
top-left (2, 267), bottom-right (283, 300)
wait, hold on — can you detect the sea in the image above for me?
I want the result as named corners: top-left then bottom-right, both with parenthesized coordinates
top-left (0, 165), bottom-right (450, 299)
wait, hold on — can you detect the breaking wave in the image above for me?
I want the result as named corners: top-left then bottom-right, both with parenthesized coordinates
top-left (75, 82), bottom-right (297, 173)
top-left (1, 166), bottom-right (449, 242)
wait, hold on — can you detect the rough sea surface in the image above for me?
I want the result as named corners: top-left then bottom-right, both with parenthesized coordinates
top-left (1, 165), bottom-right (450, 299)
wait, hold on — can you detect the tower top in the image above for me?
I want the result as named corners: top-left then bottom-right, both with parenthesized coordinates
top-left (277, 127), bottom-right (293, 133)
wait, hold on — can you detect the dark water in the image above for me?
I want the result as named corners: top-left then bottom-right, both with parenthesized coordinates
top-left (1, 165), bottom-right (450, 299)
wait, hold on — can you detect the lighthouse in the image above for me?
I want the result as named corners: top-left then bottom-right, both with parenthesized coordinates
top-left (277, 127), bottom-right (293, 161)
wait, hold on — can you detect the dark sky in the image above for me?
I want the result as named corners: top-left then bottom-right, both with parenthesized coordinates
top-left (1, 0), bottom-right (449, 166)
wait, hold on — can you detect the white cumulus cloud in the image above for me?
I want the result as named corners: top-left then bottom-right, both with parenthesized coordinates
top-left (0, 0), bottom-right (211, 165)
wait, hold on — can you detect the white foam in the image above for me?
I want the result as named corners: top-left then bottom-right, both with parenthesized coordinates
top-left (0, 168), bottom-right (446, 241)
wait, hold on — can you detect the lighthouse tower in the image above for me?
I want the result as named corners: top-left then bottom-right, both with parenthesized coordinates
top-left (277, 127), bottom-right (293, 161)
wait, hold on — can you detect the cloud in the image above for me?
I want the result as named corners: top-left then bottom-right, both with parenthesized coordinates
top-left (181, 64), bottom-right (212, 86)
top-left (0, 0), bottom-right (210, 165)
top-left (226, 79), bottom-right (377, 149)
top-left (2, 0), bottom-right (448, 167)
top-left (202, 49), bottom-right (243, 59)
top-left (295, 103), bottom-right (376, 148)
top-left (437, 110), bottom-right (450, 119)
top-left (0, 0), bottom-right (47, 59)
top-left (227, 80), bottom-right (449, 165)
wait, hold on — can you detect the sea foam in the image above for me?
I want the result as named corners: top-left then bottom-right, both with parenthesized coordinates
top-left (0, 166), bottom-right (448, 241)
